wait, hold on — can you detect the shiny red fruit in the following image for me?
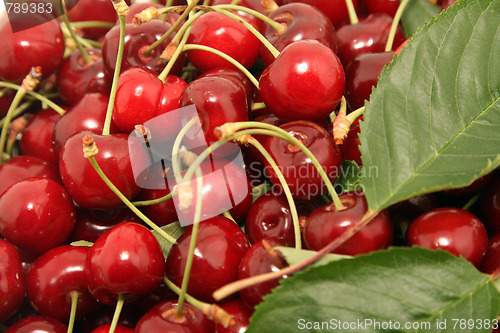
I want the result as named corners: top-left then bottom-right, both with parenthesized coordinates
top-left (66, 0), bottom-right (117, 40)
top-left (480, 233), bottom-right (500, 275)
top-left (282, 0), bottom-right (360, 29)
top-left (0, 239), bottom-right (25, 323)
top-left (216, 299), bottom-right (253, 333)
top-left (4, 315), bottom-right (67, 333)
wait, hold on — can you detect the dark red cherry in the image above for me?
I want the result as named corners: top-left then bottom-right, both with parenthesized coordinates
top-left (19, 108), bottom-right (61, 165)
top-left (113, 67), bottom-right (186, 139)
top-left (66, 0), bottom-right (117, 40)
top-left (25, 245), bottom-right (100, 321)
top-left (0, 155), bottom-right (61, 196)
top-left (4, 315), bottom-right (67, 333)
top-left (59, 132), bottom-right (145, 210)
top-left (135, 300), bottom-right (215, 333)
top-left (0, 178), bottom-right (76, 256)
top-left (407, 207), bottom-right (489, 268)
top-left (0, 239), bottom-right (25, 323)
top-left (303, 191), bottom-right (393, 255)
top-left (56, 48), bottom-right (111, 106)
top-left (282, 0), bottom-right (360, 29)
top-left (344, 51), bottom-right (394, 111)
top-left (216, 299), bottom-right (253, 333)
top-left (85, 222), bottom-right (165, 305)
top-left (335, 13), bottom-right (406, 67)
top-left (480, 173), bottom-right (500, 235)
top-left (361, 0), bottom-right (400, 16)
top-left (102, 20), bottom-right (184, 76)
top-left (0, 13), bottom-right (64, 83)
top-left (238, 238), bottom-right (289, 309)
top-left (259, 40), bottom-right (345, 122)
top-left (199, 68), bottom-right (256, 107)
top-left (166, 216), bottom-right (250, 302)
top-left (260, 3), bottom-right (338, 67)
top-left (264, 121), bottom-right (342, 200)
top-left (0, 89), bottom-right (16, 118)
top-left (338, 117), bottom-right (363, 166)
top-left (91, 324), bottom-right (134, 333)
top-left (480, 233), bottom-right (500, 275)
top-left (187, 12), bottom-right (261, 72)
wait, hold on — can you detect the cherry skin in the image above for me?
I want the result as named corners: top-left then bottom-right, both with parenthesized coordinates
top-left (198, 68), bottom-right (256, 107)
top-left (135, 300), bottom-right (215, 333)
top-left (4, 315), bottom-right (67, 333)
top-left (338, 117), bottom-right (363, 166)
top-left (259, 40), bottom-right (345, 122)
top-left (480, 173), bottom-right (500, 235)
top-left (85, 222), bottom-right (166, 305)
top-left (56, 48), bottom-right (111, 106)
top-left (361, 0), bottom-right (400, 17)
top-left (260, 3), bottom-right (338, 67)
top-left (91, 324), bottom-right (134, 333)
top-left (0, 155), bottom-right (61, 196)
top-left (282, 0), bottom-right (360, 29)
top-left (480, 233), bottom-right (500, 275)
top-left (166, 216), bottom-right (250, 302)
top-left (187, 11), bottom-right (261, 72)
top-left (0, 239), bottom-right (25, 323)
top-left (25, 245), bottom-right (100, 321)
top-left (66, 0), bottom-right (117, 40)
top-left (303, 191), bottom-right (393, 255)
top-left (264, 121), bottom-right (342, 200)
top-left (216, 299), bottom-right (253, 333)
top-left (0, 177), bottom-right (76, 256)
top-left (407, 207), bottom-right (489, 268)
top-left (59, 132), bottom-right (145, 210)
top-left (19, 108), bottom-right (61, 165)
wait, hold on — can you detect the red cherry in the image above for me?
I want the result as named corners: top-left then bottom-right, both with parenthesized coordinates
top-left (166, 216), bottom-right (250, 302)
top-left (338, 117), bottom-right (363, 166)
top-left (259, 40), bottom-right (345, 122)
top-left (0, 178), bottom-right (76, 256)
top-left (187, 12), bottom-right (261, 72)
top-left (216, 299), bottom-right (253, 333)
top-left (480, 233), bottom-right (500, 275)
top-left (4, 315), bottom-right (67, 333)
top-left (407, 207), bottom-right (489, 268)
top-left (25, 245), bottom-right (100, 321)
top-left (91, 324), bottom-right (134, 333)
top-left (361, 0), bottom-right (400, 17)
top-left (303, 192), bottom-right (392, 255)
top-left (480, 173), bottom-right (500, 235)
top-left (85, 222), bottom-right (166, 305)
top-left (282, 0), bottom-right (360, 29)
top-left (66, 0), bottom-right (117, 40)
top-left (0, 239), bottom-right (25, 323)
top-left (264, 121), bottom-right (342, 200)
top-left (198, 68), bottom-right (256, 107)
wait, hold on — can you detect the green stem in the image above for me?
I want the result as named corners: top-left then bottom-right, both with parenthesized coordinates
top-left (251, 102), bottom-right (267, 112)
top-left (330, 96), bottom-right (347, 123)
top-left (346, 106), bottom-right (365, 124)
top-left (230, 0), bottom-right (242, 5)
top-left (212, 4), bottom-right (285, 34)
top-left (132, 191), bottom-right (175, 207)
top-left (164, 277), bottom-right (206, 309)
top-left (0, 82), bottom-right (66, 115)
top-left (108, 293), bottom-right (126, 333)
top-left (171, 117), bottom-right (199, 183)
top-left (222, 211), bottom-right (236, 222)
top-left (70, 21), bottom-right (116, 29)
top-left (86, 155), bottom-right (177, 244)
top-left (102, 16), bottom-right (126, 136)
top-left (462, 191), bottom-right (482, 211)
top-left (166, 0), bottom-right (175, 6)
top-left (0, 89), bottom-right (27, 164)
top-left (67, 291), bottom-right (79, 333)
top-left (345, 0), bottom-right (359, 25)
top-left (0, 100), bottom-right (34, 128)
top-left (60, 0), bottom-right (92, 64)
top-left (385, 0), bottom-right (410, 52)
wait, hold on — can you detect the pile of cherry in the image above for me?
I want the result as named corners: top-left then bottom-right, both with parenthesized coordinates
top-left (0, 0), bottom-right (499, 332)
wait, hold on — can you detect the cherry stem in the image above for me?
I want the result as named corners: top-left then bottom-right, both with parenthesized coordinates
top-left (251, 102), bottom-right (267, 111)
top-left (85, 153), bottom-right (177, 244)
top-left (171, 117), bottom-right (199, 184)
top-left (67, 291), bottom-right (79, 333)
top-left (59, 0), bottom-right (92, 64)
top-left (222, 210), bottom-right (236, 222)
top-left (165, 277), bottom-right (205, 311)
top-left (0, 86), bottom-right (28, 164)
top-left (230, 0), bottom-right (242, 5)
top-left (247, 136), bottom-right (302, 249)
top-left (461, 191), bottom-right (482, 211)
top-left (183, 44), bottom-right (260, 88)
top-left (212, 4), bottom-right (284, 34)
top-left (345, 0), bottom-right (359, 25)
top-left (108, 293), bottom-right (126, 333)
top-left (132, 191), bottom-right (176, 207)
top-left (0, 82), bottom-right (66, 115)
top-left (213, 209), bottom-right (379, 300)
top-left (385, 0), bottom-right (410, 52)
top-left (346, 105), bottom-right (365, 124)
top-left (70, 21), bottom-right (116, 29)
top-left (102, 16), bottom-right (126, 136)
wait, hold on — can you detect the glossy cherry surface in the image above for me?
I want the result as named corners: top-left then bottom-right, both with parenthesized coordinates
top-left (407, 207), bottom-right (489, 268)
top-left (85, 222), bottom-right (165, 305)
top-left (166, 216), bottom-right (250, 302)
top-left (26, 245), bottom-right (100, 321)
top-left (0, 239), bottom-right (25, 323)
top-left (259, 40), bottom-right (345, 122)
top-left (282, 0), bottom-right (360, 29)
top-left (480, 233), bottom-right (500, 275)
top-left (4, 315), bottom-right (67, 333)
top-left (91, 324), bottom-right (135, 333)
top-left (199, 68), bottom-right (255, 107)
top-left (303, 191), bottom-right (393, 255)
top-left (66, 0), bottom-right (117, 40)
top-left (264, 121), bottom-right (342, 200)
top-left (0, 178), bottom-right (76, 256)
top-left (361, 0), bottom-right (400, 16)
top-left (216, 299), bottom-right (253, 333)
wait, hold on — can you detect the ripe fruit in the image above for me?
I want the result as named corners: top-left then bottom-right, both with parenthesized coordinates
top-left (0, 239), bottom-right (25, 323)
top-left (4, 315), bottom-right (67, 333)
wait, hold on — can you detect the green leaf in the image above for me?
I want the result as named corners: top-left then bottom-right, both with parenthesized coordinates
top-left (402, 0), bottom-right (441, 37)
top-left (151, 221), bottom-right (185, 259)
top-left (275, 246), bottom-right (350, 268)
top-left (360, 0), bottom-right (500, 212)
top-left (335, 160), bottom-right (364, 194)
top-left (247, 247), bottom-right (500, 333)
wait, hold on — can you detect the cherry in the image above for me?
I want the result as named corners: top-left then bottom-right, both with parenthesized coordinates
top-left (113, 67), bottom-right (187, 139)
top-left (361, 0), bottom-right (400, 17)
top-left (0, 90), bottom-right (17, 118)
top-left (4, 315), bottom-right (67, 333)
top-left (259, 40), bottom-right (345, 122)
top-left (338, 117), bottom-right (363, 166)
top-left (238, 238), bottom-right (289, 309)
top-left (281, 0), bottom-right (360, 29)
top-left (344, 51), bottom-right (394, 111)
top-left (215, 299), bottom-right (253, 333)
top-left (335, 13), bottom-right (406, 67)
top-left (102, 20), bottom-right (184, 77)
top-left (210, 0), bottom-right (267, 30)
top-left (0, 239), bottom-right (25, 323)
top-left (56, 48), bottom-right (111, 106)
top-left (125, 3), bottom-right (179, 25)
top-left (0, 177), bottom-right (76, 256)
top-left (66, 0), bottom-right (117, 40)
top-left (407, 207), bottom-right (489, 268)
top-left (79, 304), bottom-right (143, 333)
top-left (85, 222), bottom-right (165, 305)
top-left (135, 300), bottom-right (215, 333)
top-left (198, 68), bottom-right (256, 107)
top-left (187, 12), bottom-right (261, 72)
top-left (480, 173), bottom-right (500, 235)
top-left (19, 108), bottom-right (61, 165)
top-left (480, 233), bottom-right (500, 275)
top-left (260, 3), bottom-right (338, 67)
top-left (59, 132), bottom-right (145, 210)
top-left (166, 216), bottom-right (250, 302)
top-left (0, 155), bottom-right (61, 196)
top-left (264, 120), bottom-right (342, 200)
top-left (0, 13), bottom-right (64, 83)
top-left (25, 245), bottom-right (100, 321)
top-left (91, 324), bottom-right (134, 333)
top-left (304, 192), bottom-right (392, 255)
